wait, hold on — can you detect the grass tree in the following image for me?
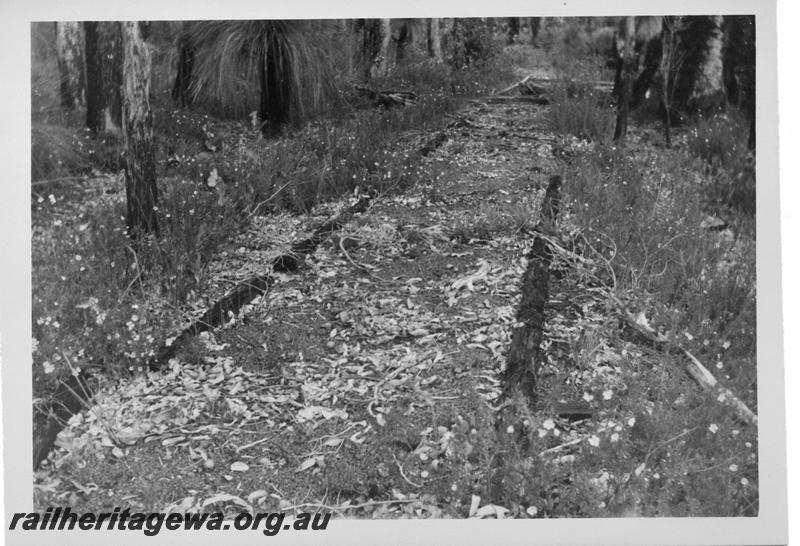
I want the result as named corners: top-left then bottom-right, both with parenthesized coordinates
top-left (188, 20), bottom-right (332, 136)
top-left (172, 22), bottom-right (195, 108)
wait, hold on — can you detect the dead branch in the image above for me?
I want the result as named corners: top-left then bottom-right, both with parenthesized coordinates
top-left (611, 295), bottom-right (757, 426)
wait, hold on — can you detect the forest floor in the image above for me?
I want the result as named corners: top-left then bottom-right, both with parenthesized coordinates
top-left (33, 45), bottom-right (758, 518)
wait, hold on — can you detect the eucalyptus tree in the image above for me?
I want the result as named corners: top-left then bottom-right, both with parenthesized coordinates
top-left (121, 21), bottom-right (159, 238)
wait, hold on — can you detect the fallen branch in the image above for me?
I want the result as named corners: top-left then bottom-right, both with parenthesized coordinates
top-left (355, 85), bottom-right (418, 107)
top-left (472, 96), bottom-right (549, 106)
top-left (611, 295), bottom-right (757, 426)
top-left (497, 75), bottom-right (549, 96)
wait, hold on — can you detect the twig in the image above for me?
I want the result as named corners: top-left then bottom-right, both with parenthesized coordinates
top-left (391, 451), bottom-right (422, 488)
top-left (609, 294), bottom-right (757, 426)
top-left (236, 436), bottom-right (271, 453)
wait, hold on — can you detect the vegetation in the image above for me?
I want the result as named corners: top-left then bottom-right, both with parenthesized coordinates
top-left (31, 17), bottom-right (756, 520)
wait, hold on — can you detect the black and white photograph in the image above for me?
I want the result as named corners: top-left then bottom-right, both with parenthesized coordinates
top-left (0, 0), bottom-right (789, 544)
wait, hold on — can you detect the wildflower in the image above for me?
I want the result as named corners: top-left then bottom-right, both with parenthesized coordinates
top-left (537, 429), bottom-right (547, 438)
top-left (716, 361), bottom-right (723, 369)
top-left (708, 423), bottom-right (719, 434)
top-left (610, 433), bottom-right (619, 443)
top-left (506, 425), bottom-right (514, 434)
top-left (542, 419), bottom-right (555, 430)
top-left (729, 464), bottom-right (738, 472)
top-left (602, 389), bottom-right (613, 400)
top-left (588, 435), bottom-right (600, 447)
top-left (741, 477), bottom-right (749, 486)
top-left (583, 392), bottom-right (594, 402)
top-left (627, 417), bottom-right (636, 427)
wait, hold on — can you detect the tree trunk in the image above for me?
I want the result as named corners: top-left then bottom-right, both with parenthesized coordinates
top-left (340, 19), bottom-right (355, 76)
top-left (122, 21), bottom-right (159, 239)
top-left (259, 34), bottom-right (292, 137)
top-left (54, 22), bottom-right (85, 110)
top-left (530, 17), bottom-right (542, 46)
top-left (100, 22), bottom-right (123, 133)
top-left (507, 17), bottom-right (520, 44)
top-left (722, 15), bottom-right (755, 151)
top-left (692, 15), bottom-right (724, 105)
top-left (377, 18), bottom-right (392, 77)
top-left (672, 16), bottom-right (725, 115)
top-left (172, 24), bottom-right (195, 108)
top-left (396, 20), bottom-right (410, 61)
top-left (83, 22), bottom-right (103, 133)
top-left (362, 19), bottom-right (392, 80)
top-left (659, 19), bottom-right (674, 147)
top-left (427, 18), bottom-right (443, 61)
top-left (613, 17), bottom-right (636, 142)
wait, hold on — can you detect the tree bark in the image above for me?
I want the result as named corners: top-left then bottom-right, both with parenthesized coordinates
top-left (100, 22), bottom-right (123, 133)
top-left (83, 22), bottom-right (103, 133)
top-left (427, 18), bottom-right (443, 61)
top-left (55, 22), bottom-right (85, 110)
top-left (122, 21), bottom-right (159, 239)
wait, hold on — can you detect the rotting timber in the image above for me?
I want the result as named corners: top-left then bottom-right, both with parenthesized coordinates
top-left (501, 174), bottom-right (562, 408)
top-left (34, 196), bottom-right (370, 471)
top-left (148, 195), bottom-right (371, 371)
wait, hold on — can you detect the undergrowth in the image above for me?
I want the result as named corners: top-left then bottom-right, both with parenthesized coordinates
top-left (540, 141), bottom-right (759, 516)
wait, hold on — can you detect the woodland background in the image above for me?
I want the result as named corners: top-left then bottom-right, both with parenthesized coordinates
top-left (30, 16), bottom-right (757, 518)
